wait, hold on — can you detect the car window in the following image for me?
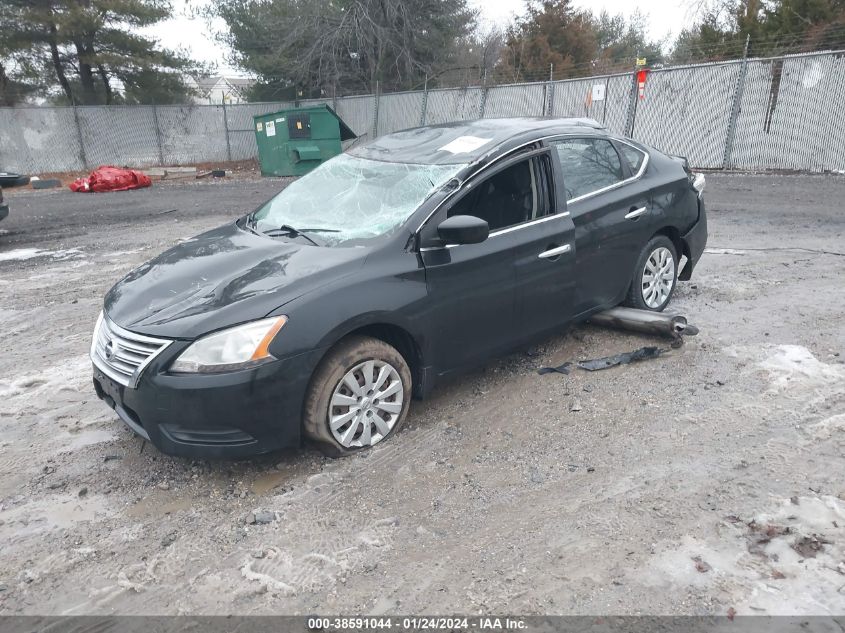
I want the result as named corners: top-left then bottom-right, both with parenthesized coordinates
top-left (618, 143), bottom-right (646, 173)
top-left (447, 159), bottom-right (539, 232)
top-left (552, 138), bottom-right (624, 201)
top-left (252, 154), bottom-right (466, 246)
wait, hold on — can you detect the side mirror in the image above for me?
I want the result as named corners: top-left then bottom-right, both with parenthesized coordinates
top-left (437, 215), bottom-right (489, 245)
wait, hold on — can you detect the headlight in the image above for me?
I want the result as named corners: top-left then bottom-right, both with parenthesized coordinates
top-left (169, 316), bottom-right (288, 374)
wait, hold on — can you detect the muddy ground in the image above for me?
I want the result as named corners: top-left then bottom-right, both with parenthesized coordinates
top-left (0, 174), bottom-right (843, 616)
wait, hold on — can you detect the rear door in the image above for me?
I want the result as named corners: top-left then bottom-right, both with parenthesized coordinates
top-left (549, 136), bottom-right (653, 316)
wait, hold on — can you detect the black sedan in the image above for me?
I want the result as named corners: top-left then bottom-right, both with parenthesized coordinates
top-left (91, 117), bottom-right (707, 458)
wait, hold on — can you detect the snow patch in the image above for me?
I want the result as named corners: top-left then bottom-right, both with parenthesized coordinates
top-left (0, 355), bottom-right (90, 399)
top-left (0, 247), bottom-right (84, 262)
top-left (648, 495), bottom-right (845, 615)
top-left (241, 515), bottom-right (399, 596)
top-left (807, 413), bottom-right (845, 440)
top-left (103, 249), bottom-right (143, 258)
top-left (705, 248), bottom-right (747, 255)
top-left (758, 345), bottom-right (845, 396)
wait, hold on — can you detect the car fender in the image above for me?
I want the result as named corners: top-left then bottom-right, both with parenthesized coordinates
top-left (265, 263), bottom-right (429, 365)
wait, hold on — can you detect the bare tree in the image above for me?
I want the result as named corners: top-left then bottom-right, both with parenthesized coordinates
top-left (215, 0), bottom-right (475, 98)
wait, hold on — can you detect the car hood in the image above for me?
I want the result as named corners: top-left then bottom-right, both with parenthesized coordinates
top-left (105, 222), bottom-right (366, 339)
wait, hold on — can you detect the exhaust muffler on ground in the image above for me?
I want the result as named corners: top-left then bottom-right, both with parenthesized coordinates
top-left (589, 307), bottom-right (699, 345)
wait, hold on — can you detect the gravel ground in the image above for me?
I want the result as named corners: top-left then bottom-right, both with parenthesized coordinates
top-left (0, 174), bottom-right (843, 616)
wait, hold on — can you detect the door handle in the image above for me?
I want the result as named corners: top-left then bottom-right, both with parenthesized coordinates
top-left (538, 244), bottom-right (571, 259)
top-left (625, 206), bottom-right (647, 220)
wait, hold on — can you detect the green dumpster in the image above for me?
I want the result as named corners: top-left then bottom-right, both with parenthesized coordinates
top-left (253, 105), bottom-right (357, 177)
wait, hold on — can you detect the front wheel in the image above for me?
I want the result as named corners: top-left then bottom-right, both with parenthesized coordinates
top-left (303, 336), bottom-right (412, 457)
top-left (623, 235), bottom-right (678, 311)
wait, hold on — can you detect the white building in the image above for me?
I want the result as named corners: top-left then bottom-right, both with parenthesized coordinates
top-left (185, 76), bottom-right (255, 104)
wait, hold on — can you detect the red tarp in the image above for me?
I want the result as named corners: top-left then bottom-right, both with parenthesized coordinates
top-left (70, 166), bottom-right (152, 193)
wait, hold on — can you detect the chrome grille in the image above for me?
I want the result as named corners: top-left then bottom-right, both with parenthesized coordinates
top-left (90, 312), bottom-right (172, 389)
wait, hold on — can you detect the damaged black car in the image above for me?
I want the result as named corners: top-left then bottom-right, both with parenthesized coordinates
top-left (91, 117), bottom-right (707, 458)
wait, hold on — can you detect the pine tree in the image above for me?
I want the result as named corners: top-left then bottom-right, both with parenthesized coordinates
top-left (0, 0), bottom-right (197, 105)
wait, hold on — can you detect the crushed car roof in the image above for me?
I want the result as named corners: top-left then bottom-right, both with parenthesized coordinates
top-left (349, 117), bottom-right (606, 165)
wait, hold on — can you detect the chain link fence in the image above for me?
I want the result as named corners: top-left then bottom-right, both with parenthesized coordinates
top-left (1, 49), bottom-right (844, 175)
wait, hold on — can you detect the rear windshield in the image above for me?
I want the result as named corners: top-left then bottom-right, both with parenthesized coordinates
top-left (252, 154), bottom-right (465, 246)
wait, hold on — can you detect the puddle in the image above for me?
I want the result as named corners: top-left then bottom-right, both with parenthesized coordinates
top-left (125, 494), bottom-right (193, 519)
top-left (0, 493), bottom-right (113, 533)
top-left (252, 467), bottom-right (298, 496)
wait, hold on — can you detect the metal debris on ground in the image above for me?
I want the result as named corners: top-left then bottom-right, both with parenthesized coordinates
top-left (538, 347), bottom-right (668, 375)
top-left (537, 361), bottom-right (572, 375)
top-left (590, 306), bottom-right (699, 347)
top-left (577, 346), bottom-right (668, 371)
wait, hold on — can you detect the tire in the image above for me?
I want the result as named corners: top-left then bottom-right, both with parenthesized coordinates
top-left (0, 174), bottom-right (30, 188)
top-left (623, 235), bottom-right (678, 312)
top-left (303, 335), bottom-right (412, 457)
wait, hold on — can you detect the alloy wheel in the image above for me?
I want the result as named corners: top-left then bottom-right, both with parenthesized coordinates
top-left (327, 359), bottom-right (404, 448)
top-left (641, 246), bottom-right (675, 309)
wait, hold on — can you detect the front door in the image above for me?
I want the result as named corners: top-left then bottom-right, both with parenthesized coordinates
top-left (511, 150), bottom-right (577, 340)
top-left (419, 151), bottom-right (575, 373)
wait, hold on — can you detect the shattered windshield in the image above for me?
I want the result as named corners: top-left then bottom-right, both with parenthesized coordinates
top-left (251, 154), bottom-right (466, 246)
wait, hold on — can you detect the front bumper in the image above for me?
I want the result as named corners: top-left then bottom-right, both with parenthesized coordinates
top-left (679, 198), bottom-right (708, 280)
top-left (93, 342), bottom-right (326, 458)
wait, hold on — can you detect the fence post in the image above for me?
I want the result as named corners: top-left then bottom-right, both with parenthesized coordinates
top-left (602, 76), bottom-right (610, 124)
top-left (479, 69), bottom-right (488, 118)
top-left (722, 35), bottom-right (751, 170)
top-left (151, 102), bottom-right (165, 165)
top-left (222, 99), bottom-right (233, 162)
top-left (546, 63), bottom-right (555, 116)
top-left (420, 75), bottom-right (429, 126)
top-left (72, 104), bottom-right (89, 170)
top-left (372, 80), bottom-right (380, 138)
top-left (624, 64), bottom-right (639, 137)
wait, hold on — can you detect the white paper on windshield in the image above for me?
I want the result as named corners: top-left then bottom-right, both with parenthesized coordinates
top-left (438, 136), bottom-right (492, 154)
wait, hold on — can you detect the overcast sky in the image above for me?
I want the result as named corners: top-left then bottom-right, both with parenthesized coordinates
top-left (146, 0), bottom-right (694, 76)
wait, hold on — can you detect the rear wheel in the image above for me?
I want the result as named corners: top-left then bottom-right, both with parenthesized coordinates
top-left (623, 235), bottom-right (678, 311)
top-left (303, 336), bottom-right (412, 457)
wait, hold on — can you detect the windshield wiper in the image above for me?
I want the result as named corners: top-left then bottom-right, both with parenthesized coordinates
top-left (243, 213), bottom-right (260, 234)
top-left (262, 224), bottom-right (339, 247)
